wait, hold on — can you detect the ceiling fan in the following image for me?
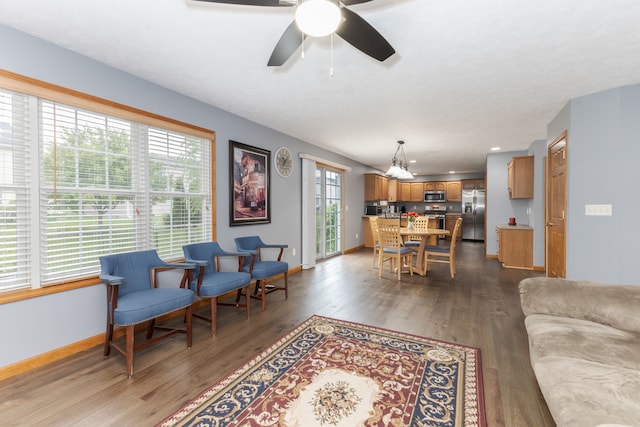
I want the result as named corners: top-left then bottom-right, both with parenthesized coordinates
top-left (192, 0), bottom-right (396, 66)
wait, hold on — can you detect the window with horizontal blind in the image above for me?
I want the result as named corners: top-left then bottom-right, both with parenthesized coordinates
top-left (0, 89), bottom-right (31, 292)
top-left (0, 77), bottom-right (213, 292)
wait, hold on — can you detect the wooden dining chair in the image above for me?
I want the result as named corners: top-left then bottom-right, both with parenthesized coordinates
top-left (377, 218), bottom-right (414, 280)
top-left (403, 216), bottom-right (432, 250)
top-left (368, 216), bottom-right (381, 268)
top-left (424, 217), bottom-right (463, 278)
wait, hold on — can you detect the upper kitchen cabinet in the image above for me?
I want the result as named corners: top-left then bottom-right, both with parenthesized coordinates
top-left (387, 179), bottom-right (398, 202)
top-left (398, 182), bottom-right (410, 201)
top-left (424, 181), bottom-right (446, 191)
top-left (410, 182), bottom-right (424, 201)
top-left (445, 181), bottom-right (461, 202)
top-left (507, 156), bottom-right (534, 199)
top-left (364, 173), bottom-right (389, 201)
top-left (462, 179), bottom-right (485, 190)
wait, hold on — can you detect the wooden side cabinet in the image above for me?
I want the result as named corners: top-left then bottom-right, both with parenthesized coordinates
top-left (508, 156), bottom-right (534, 199)
top-left (496, 225), bottom-right (533, 269)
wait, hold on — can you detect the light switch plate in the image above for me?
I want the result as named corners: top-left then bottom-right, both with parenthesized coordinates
top-left (585, 204), bottom-right (613, 216)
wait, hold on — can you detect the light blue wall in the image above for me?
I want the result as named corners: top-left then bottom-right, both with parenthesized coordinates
top-left (559, 85), bottom-right (640, 284)
top-left (485, 140), bottom-right (546, 268)
top-left (3, 20), bottom-right (640, 369)
top-left (485, 150), bottom-right (529, 255)
top-left (0, 23), bottom-right (369, 368)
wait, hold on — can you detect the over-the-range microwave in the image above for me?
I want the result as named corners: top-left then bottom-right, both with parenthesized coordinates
top-left (424, 191), bottom-right (446, 202)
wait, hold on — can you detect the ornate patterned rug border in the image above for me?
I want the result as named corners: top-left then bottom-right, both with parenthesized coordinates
top-left (157, 315), bottom-right (486, 427)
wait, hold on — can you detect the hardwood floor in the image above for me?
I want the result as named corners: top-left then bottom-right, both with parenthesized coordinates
top-left (0, 242), bottom-right (555, 426)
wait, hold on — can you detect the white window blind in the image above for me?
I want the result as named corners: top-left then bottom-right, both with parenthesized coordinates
top-left (0, 89), bottom-right (31, 291)
top-left (148, 128), bottom-right (211, 259)
top-left (0, 85), bottom-right (212, 291)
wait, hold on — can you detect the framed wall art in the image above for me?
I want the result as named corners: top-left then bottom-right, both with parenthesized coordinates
top-left (229, 140), bottom-right (271, 226)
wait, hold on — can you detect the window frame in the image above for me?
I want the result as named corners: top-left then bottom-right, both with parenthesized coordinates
top-left (0, 70), bottom-right (216, 303)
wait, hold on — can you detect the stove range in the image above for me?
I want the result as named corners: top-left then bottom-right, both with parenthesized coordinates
top-left (424, 206), bottom-right (446, 235)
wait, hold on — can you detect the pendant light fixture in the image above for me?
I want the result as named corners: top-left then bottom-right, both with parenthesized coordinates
top-left (295, 0), bottom-right (342, 38)
top-left (385, 140), bottom-right (413, 179)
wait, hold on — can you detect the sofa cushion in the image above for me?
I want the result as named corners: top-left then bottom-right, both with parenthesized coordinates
top-left (519, 277), bottom-right (640, 334)
top-left (533, 356), bottom-right (640, 427)
top-left (525, 314), bottom-right (640, 371)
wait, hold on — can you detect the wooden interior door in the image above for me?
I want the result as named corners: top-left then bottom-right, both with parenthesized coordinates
top-left (547, 132), bottom-right (568, 277)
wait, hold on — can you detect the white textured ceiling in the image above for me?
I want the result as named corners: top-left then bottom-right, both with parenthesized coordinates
top-left (2, 0), bottom-right (640, 175)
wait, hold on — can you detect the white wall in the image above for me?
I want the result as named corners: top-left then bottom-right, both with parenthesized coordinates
top-left (0, 23), bottom-right (370, 368)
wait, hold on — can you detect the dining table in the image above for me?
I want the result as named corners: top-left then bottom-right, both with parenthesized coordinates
top-left (398, 227), bottom-right (451, 276)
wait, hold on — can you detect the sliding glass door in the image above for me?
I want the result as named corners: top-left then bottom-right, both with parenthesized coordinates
top-left (315, 166), bottom-right (343, 260)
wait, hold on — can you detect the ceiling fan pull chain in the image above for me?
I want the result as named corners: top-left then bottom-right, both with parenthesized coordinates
top-left (329, 32), bottom-right (335, 77)
top-left (301, 31), bottom-right (305, 60)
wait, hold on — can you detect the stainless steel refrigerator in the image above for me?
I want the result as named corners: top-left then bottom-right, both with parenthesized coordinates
top-left (461, 189), bottom-right (485, 241)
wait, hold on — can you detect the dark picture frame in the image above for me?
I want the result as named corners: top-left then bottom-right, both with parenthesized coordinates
top-left (230, 140), bottom-right (271, 226)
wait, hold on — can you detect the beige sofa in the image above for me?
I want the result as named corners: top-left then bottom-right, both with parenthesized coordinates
top-left (519, 277), bottom-right (640, 427)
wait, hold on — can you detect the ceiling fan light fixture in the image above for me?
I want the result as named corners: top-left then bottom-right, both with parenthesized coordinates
top-left (295, 0), bottom-right (341, 37)
top-left (386, 140), bottom-right (413, 180)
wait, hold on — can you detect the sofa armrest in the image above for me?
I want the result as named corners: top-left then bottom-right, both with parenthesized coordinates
top-left (519, 277), bottom-right (640, 333)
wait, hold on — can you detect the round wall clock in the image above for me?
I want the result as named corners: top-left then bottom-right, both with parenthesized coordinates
top-left (274, 146), bottom-right (293, 177)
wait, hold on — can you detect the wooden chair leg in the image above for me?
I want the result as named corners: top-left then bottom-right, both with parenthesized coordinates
top-left (260, 281), bottom-right (267, 311)
top-left (125, 324), bottom-right (135, 379)
top-left (104, 322), bottom-right (114, 357)
top-left (146, 319), bottom-right (156, 339)
top-left (450, 257), bottom-right (455, 278)
top-left (185, 305), bottom-right (192, 348)
top-left (284, 272), bottom-right (289, 299)
top-left (244, 285), bottom-right (251, 319)
top-left (210, 297), bottom-right (218, 336)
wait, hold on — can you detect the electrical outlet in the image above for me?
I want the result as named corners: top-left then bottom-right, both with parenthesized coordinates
top-left (292, 248), bottom-right (296, 256)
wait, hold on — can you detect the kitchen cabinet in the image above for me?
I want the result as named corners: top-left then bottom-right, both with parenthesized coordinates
top-left (399, 182), bottom-right (411, 201)
top-left (424, 181), bottom-right (446, 191)
top-left (445, 181), bottom-right (461, 202)
top-left (445, 214), bottom-right (462, 240)
top-left (410, 182), bottom-right (424, 201)
top-left (508, 156), bottom-right (534, 199)
top-left (387, 179), bottom-right (398, 202)
top-left (496, 225), bottom-right (533, 269)
top-left (363, 217), bottom-right (374, 247)
top-left (364, 174), bottom-right (388, 201)
top-left (462, 179), bottom-right (485, 190)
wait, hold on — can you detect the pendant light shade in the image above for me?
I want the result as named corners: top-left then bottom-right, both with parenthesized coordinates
top-left (385, 140), bottom-right (413, 179)
top-left (295, 0), bottom-right (342, 37)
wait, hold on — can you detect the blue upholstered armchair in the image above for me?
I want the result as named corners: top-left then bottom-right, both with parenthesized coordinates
top-left (99, 250), bottom-right (195, 378)
top-left (182, 242), bottom-right (252, 335)
top-left (234, 236), bottom-right (288, 311)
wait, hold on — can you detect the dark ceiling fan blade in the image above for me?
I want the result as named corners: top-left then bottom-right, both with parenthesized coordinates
top-left (192, 0), bottom-right (293, 6)
top-left (335, 7), bottom-right (395, 62)
top-left (268, 21), bottom-right (307, 66)
top-left (340, 0), bottom-right (374, 5)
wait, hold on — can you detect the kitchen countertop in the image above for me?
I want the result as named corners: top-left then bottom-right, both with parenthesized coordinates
top-left (496, 224), bottom-right (533, 229)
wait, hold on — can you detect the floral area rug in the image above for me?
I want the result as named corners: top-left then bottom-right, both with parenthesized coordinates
top-left (158, 315), bottom-right (485, 427)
